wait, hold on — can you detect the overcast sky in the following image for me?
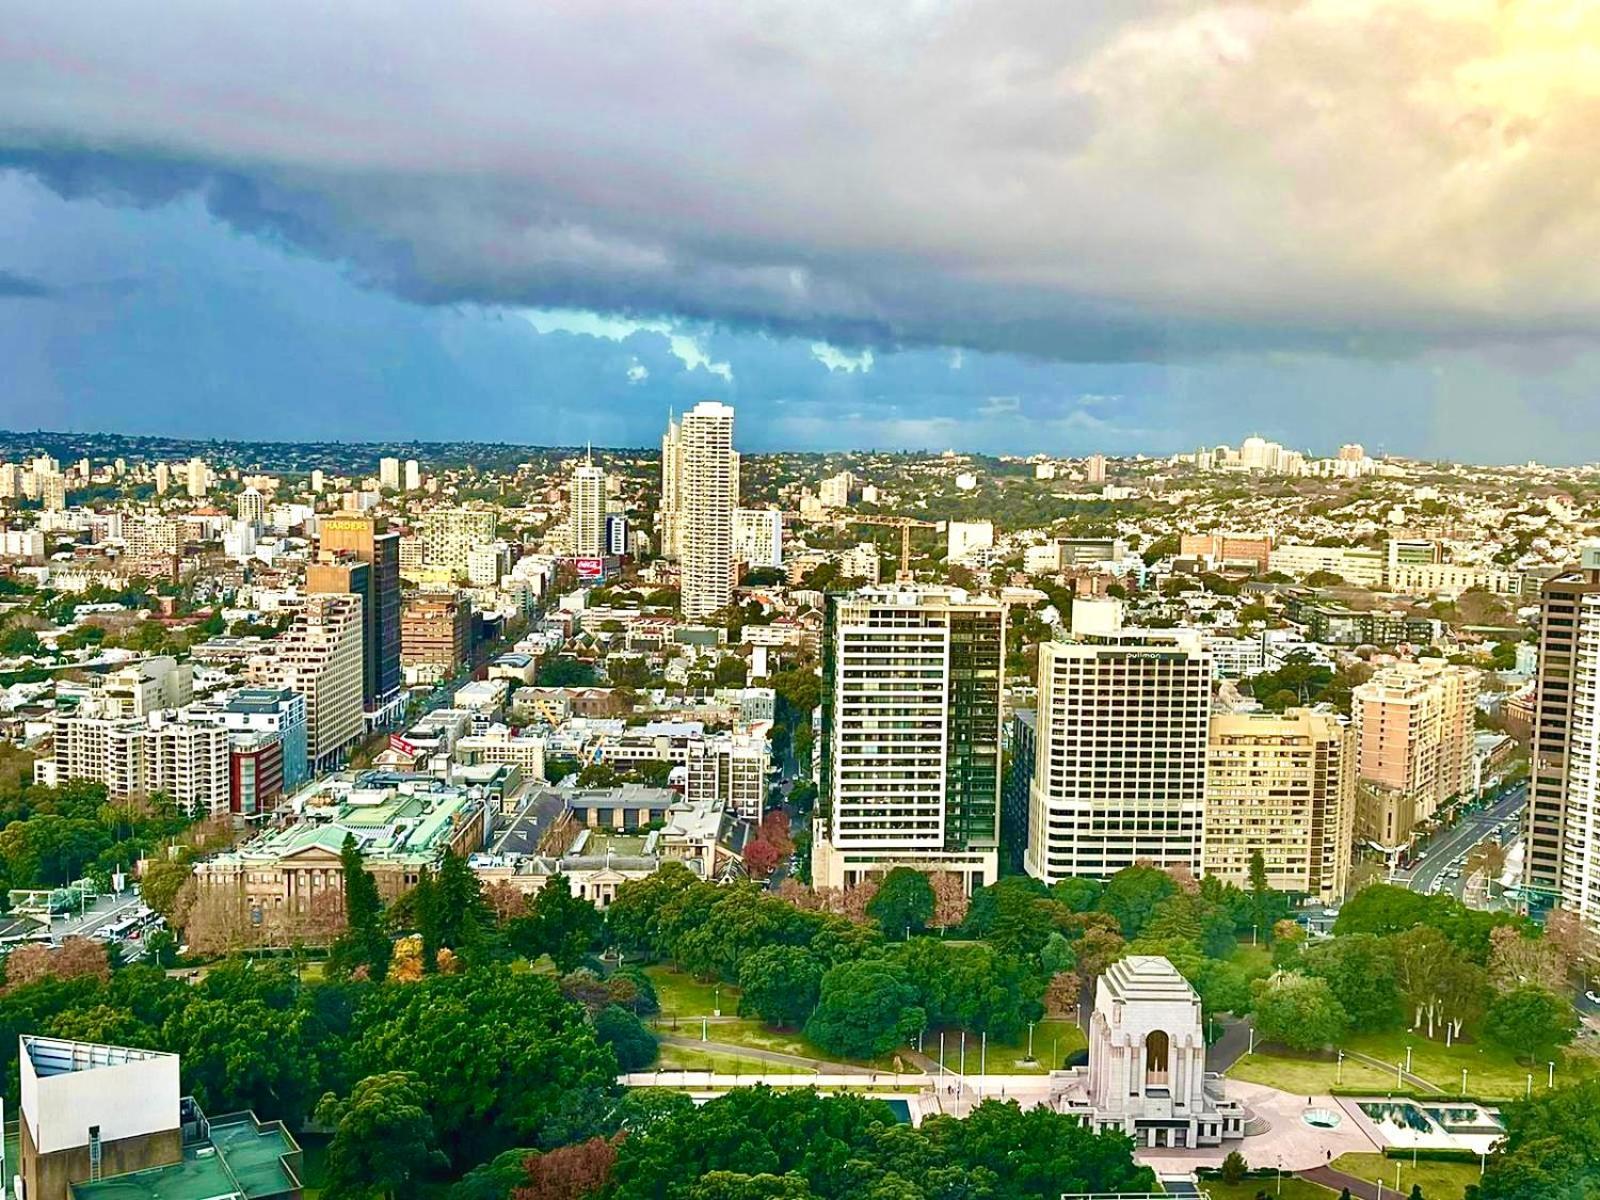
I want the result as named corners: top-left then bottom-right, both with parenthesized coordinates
top-left (3, 1), bottom-right (1600, 459)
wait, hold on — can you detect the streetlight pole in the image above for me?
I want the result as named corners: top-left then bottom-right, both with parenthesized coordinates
top-left (1461, 1068), bottom-right (1468, 1096)
top-left (1405, 1046), bottom-right (1413, 1074)
top-left (1248, 1026), bottom-right (1256, 1055)
top-left (1027, 1021), bottom-right (1035, 1063)
top-left (1549, 1060), bottom-right (1556, 1088)
top-left (1337, 1050), bottom-right (1344, 1085)
top-left (979, 1032), bottom-right (987, 1100)
top-left (714, 985), bottom-right (721, 1018)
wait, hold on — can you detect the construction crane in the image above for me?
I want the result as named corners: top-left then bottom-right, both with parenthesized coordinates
top-left (848, 515), bottom-right (944, 583)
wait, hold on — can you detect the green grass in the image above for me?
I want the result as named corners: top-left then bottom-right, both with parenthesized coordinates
top-left (1344, 1029), bottom-right (1600, 1099)
top-left (929, 1019), bottom-right (1087, 1074)
top-left (1229, 940), bottom-right (1275, 980)
top-left (653, 1044), bottom-right (805, 1075)
top-left (1226, 1050), bottom-right (1398, 1095)
top-left (1195, 1179), bottom-right (1333, 1200)
top-left (687, 1019), bottom-right (910, 1071)
top-left (645, 964), bottom-right (741, 1017)
top-left (1229, 1027), bottom-right (1600, 1100)
top-left (1331, 1153), bottom-right (1483, 1200)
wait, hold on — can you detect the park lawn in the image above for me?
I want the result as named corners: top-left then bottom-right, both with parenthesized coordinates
top-left (1196, 1178), bottom-right (1333, 1200)
top-left (932, 1019), bottom-right (1088, 1075)
top-left (1331, 1153), bottom-right (1482, 1200)
top-left (1228, 940), bottom-right (1275, 981)
top-left (1226, 1050), bottom-right (1397, 1096)
top-left (645, 964), bottom-right (742, 1016)
top-left (704, 1019), bottom-right (911, 1072)
top-left (653, 1044), bottom-right (804, 1075)
top-left (1344, 1029), bottom-right (1600, 1099)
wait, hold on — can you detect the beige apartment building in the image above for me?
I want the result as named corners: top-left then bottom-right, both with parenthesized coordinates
top-left (265, 593), bottom-right (365, 772)
top-left (1203, 709), bottom-right (1355, 900)
top-left (47, 705), bottom-right (231, 818)
top-left (1351, 659), bottom-right (1479, 853)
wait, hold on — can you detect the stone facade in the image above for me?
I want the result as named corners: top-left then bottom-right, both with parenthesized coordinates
top-left (1054, 956), bottom-right (1245, 1149)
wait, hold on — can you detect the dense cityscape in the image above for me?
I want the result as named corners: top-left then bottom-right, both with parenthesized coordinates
top-left (9, 3), bottom-right (1600, 1199)
top-left (0, 411), bottom-right (1589, 1199)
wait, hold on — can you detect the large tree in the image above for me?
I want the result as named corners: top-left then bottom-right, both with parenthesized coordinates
top-left (1302, 933), bottom-right (1401, 1032)
top-left (345, 969), bottom-right (618, 1168)
top-left (507, 877), bottom-right (602, 972)
top-left (866, 868), bottom-right (935, 938)
top-left (1250, 972), bottom-right (1348, 1053)
top-left (804, 960), bottom-right (924, 1059)
top-left (329, 833), bottom-right (390, 980)
top-left (1484, 986), bottom-right (1578, 1065)
top-left (1473, 1078), bottom-right (1600, 1200)
top-left (1096, 866), bottom-right (1177, 939)
top-left (738, 944), bottom-right (825, 1028)
top-left (314, 1071), bottom-right (446, 1200)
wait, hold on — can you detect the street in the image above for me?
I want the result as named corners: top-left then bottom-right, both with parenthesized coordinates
top-left (1392, 782), bottom-right (1526, 902)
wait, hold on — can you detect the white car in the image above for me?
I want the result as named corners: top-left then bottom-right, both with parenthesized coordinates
top-left (1585, 991), bottom-right (1600, 1006)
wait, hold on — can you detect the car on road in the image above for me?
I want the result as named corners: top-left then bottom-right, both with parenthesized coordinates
top-left (1585, 991), bottom-right (1600, 1006)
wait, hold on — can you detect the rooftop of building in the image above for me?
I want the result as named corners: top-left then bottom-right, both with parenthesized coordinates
top-left (1100, 955), bottom-right (1199, 1005)
top-left (224, 688), bottom-right (299, 714)
top-left (71, 1113), bottom-right (300, 1200)
top-left (549, 783), bottom-right (679, 809)
top-left (23, 1036), bottom-right (175, 1078)
top-left (215, 774), bottom-right (480, 865)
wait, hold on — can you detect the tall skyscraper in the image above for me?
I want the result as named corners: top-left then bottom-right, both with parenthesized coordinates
top-left (379, 457), bottom-right (401, 490)
top-left (153, 461), bottom-right (170, 495)
top-left (570, 459), bottom-right (608, 557)
top-left (1026, 599), bottom-right (1212, 882)
top-left (1527, 545), bottom-right (1600, 920)
top-left (404, 458), bottom-right (421, 491)
top-left (659, 412), bottom-right (684, 560)
top-left (678, 401), bottom-right (737, 621)
top-left (310, 512), bottom-right (402, 719)
top-left (1204, 708), bottom-right (1356, 901)
top-left (264, 593), bottom-right (365, 772)
top-left (812, 585), bottom-right (1005, 893)
top-left (1350, 659), bottom-right (1477, 855)
top-left (310, 468), bottom-right (325, 493)
top-left (1085, 453), bottom-right (1107, 484)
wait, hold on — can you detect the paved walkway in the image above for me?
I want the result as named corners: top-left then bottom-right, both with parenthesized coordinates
top-left (1343, 1048), bottom-right (1444, 1094)
top-left (1137, 1082), bottom-right (1381, 1175)
top-left (1300, 1163), bottom-right (1379, 1199)
top-left (1207, 1017), bottom-right (1254, 1073)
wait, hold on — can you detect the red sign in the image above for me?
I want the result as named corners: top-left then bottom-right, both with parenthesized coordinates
top-left (389, 734), bottom-right (419, 756)
top-left (574, 556), bottom-right (606, 581)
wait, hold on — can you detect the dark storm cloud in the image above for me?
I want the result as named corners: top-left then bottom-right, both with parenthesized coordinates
top-left (0, 269), bottom-right (50, 297)
top-left (6, 2), bottom-right (1600, 364)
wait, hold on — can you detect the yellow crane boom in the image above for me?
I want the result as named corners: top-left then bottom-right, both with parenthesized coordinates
top-left (848, 515), bottom-right (943, 583)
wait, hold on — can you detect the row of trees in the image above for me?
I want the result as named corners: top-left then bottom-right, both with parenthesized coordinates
top-left (1246, 884), bottom-right (1585, 1062)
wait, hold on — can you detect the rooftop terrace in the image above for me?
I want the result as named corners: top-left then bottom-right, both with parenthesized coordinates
top-left (70, 1114), bottom-right (300, 1200)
